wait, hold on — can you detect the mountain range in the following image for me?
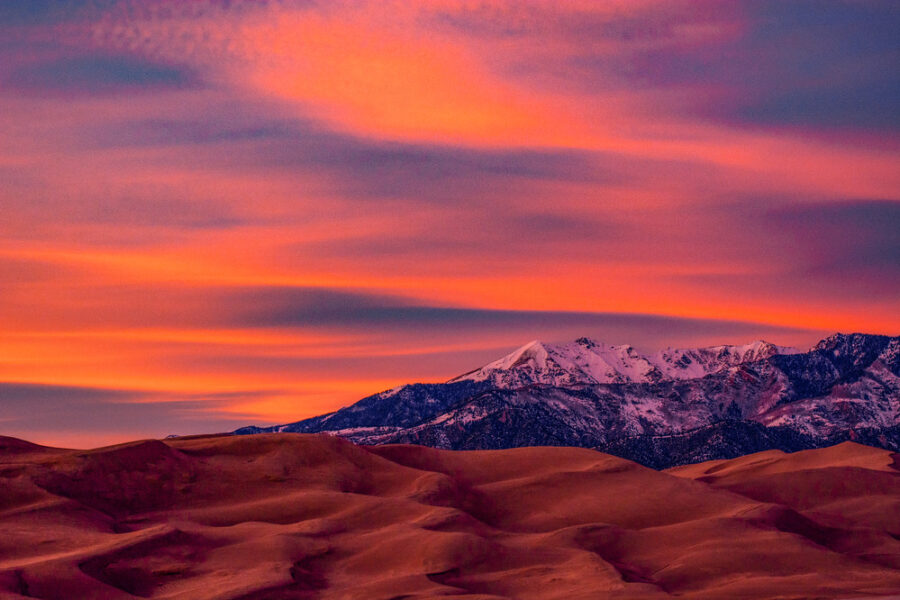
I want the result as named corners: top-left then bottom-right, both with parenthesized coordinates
top-left (235, 333), bottom-right (900, 467)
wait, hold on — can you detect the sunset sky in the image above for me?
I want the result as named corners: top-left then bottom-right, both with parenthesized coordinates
top-left (1, 0), bottom-right (898, 447)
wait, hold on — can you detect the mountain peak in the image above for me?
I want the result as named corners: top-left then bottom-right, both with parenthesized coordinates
top-left (574, 336), bottom-right (600, 348)
top-left (519, 339), bottom-right (546, 352)
top-left (815, 332), bottom-right (888, 352)
top-left (499, 339), bottom-right (547, 366)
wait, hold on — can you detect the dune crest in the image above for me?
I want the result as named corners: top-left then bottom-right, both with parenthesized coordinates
top-left (1, 434), bottom-right (898, 599)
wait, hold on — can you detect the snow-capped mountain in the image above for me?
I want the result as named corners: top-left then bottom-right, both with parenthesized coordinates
top-left (234, 333), bottom-right (900, 467)
top-left (449, 337), bottom-right (799, 387)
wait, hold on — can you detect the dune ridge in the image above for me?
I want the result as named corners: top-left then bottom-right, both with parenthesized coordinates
top-left (0, 434), bottom-right (898, 599)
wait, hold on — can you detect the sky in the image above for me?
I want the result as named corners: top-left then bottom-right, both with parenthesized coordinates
top-left (1, 0), bottom-right (898, 448)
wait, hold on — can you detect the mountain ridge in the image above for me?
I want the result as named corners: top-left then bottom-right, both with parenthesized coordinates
top-left (234, 332), bottom-right (900, 467)
top-left (447, 336), bottom-right (802, 386)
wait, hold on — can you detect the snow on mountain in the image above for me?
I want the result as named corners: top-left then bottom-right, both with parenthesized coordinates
top-left (650, 340), bottom-right (800, 379)
top-left (449, 337), bottom-right (800, 387)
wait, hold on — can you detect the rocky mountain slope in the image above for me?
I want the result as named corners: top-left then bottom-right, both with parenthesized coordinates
top-left (235, 333), bottom-right (900, 467)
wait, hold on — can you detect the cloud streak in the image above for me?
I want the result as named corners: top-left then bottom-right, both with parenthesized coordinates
top-left (6, 54), bottom-right (197, 94)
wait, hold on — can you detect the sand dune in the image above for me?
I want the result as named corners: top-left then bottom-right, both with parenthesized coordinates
top-left (0, 434), bottom-right (898, 599)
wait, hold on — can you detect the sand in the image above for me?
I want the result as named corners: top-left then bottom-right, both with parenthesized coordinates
top-left (0, 433), bottom-right (898, 599)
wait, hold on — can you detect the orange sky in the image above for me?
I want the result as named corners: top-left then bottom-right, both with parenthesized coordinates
top-left (1, 0), bottom-right (897, 447)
